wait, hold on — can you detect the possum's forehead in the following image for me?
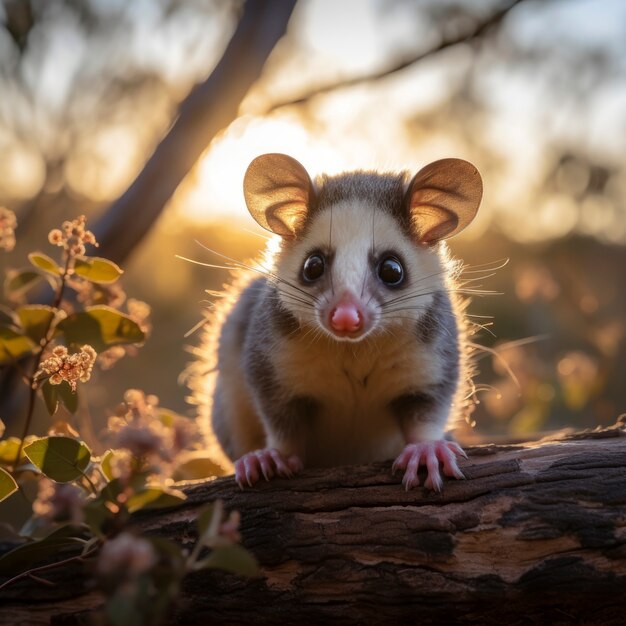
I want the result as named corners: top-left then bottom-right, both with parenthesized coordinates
top-left (306, 200), bottom-right (413, 257)
top-left (315, 171), bottom-right (407, 220)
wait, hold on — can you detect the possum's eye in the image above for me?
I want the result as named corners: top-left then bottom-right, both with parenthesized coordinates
top-left (302, 253), bottom-right (325, 282)
top-left (378, 256), bottom-right (404, 286)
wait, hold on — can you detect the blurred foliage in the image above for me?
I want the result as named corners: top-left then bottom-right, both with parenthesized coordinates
top-left (0, 213), bottom-right (253, 623)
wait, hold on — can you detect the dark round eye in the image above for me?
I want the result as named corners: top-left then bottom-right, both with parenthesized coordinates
top-left (378, 256), bottom-right (404, 286)
top-left (302, 253), bottom-right (325, 282)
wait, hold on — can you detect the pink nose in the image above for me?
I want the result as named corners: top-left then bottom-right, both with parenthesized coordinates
top-left (330, 303), bottom-right (363, 333)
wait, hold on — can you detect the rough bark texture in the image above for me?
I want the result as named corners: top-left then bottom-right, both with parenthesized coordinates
top-left (1, 421), bottom-right (625, 625)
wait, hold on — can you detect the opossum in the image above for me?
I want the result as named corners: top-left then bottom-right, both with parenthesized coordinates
top-left (189, 153), bottom-right (483, 491)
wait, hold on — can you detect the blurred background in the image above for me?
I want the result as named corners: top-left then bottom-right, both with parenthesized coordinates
top-left (0, 0), bottom-right (624, 442)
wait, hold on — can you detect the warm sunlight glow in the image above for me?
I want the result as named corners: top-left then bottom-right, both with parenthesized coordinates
top-left (0, 142), bottom-right (46, 200)
top-left (172, 115), bottom-right (348, 224)
top-left (65, 125), bottom-right (141, 201)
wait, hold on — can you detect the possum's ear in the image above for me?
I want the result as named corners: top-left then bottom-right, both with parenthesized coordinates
top-left (243, 153), bottom-right (314, 238)
top-left (405, 158), bottom-right (482, 243)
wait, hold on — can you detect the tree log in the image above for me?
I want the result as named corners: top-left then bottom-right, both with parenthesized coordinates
top-left (1, 420), bottom-right (625, 625)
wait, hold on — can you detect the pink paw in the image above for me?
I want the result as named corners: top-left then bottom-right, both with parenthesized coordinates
top-left (234, 449), bottom-right (303, 489)
top-left (392, 440), bottom-right (467, 492)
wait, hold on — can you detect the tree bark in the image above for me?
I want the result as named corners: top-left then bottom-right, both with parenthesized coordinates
top-left (1, 420), bottom-right (625, 625)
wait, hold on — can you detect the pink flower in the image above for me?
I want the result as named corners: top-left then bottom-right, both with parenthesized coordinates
top-left (33, 478), bottom-right (85, 525)
top-left (97, 533), bottom-right (157, 577)
top-left (48, 215), bottom-right (98, 257)
top-left (35, 345), bottom-right (97, 391)
top-left (0, 207), bottom-right (17, 252)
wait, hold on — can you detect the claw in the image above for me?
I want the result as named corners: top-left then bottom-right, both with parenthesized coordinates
top-left (446, 440), bottom-right (468, 459)
top-left (256, 451), bottom-right (273, 481)
top-left (393, 440), bottom-right (466, 492)
top-left (234, 449), bottom-right (303, 488)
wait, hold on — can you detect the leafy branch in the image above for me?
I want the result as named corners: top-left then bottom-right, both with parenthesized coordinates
top-left (0, 211), bottom-right (250, 624)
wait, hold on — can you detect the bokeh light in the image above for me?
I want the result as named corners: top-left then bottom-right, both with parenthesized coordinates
top-left (0, 0), bottom-right (624, 438)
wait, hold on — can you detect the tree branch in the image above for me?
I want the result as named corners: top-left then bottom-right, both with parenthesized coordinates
top-left (1, 420), bottom-right (625, 624)
top-left (264, 0), bottom-right (526, 113)
top-left (92, 0), bottom-right (297, 265)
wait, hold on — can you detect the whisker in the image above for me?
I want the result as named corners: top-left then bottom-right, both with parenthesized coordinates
top-left (467, 341), bottom-right (521, 391)
top-left (175, 255), bottom-right (239, 272)
top-left (184, 317), bottom-right (208, 338)
top-left (192, 241), bottom-right (321, 304)
top-left (460, 258), bottom-right (510, 273)
top-left (472, 335), bottom-right (550, 361)
top-left (240, 227), bottom-right (272, 241)
top-left (329, 205), bottom-right (335, 297)
top-left (458, 272), bottom-right (497, 286)
top-left (204, 289), bottom-right (231, 298)
top-left (469, 320), bottom-right (496, 338)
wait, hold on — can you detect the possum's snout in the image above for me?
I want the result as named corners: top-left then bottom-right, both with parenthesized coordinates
top-left (324, 291), bottom-right (371, 341)
top-left (330, 302), bottom-right (362, 333)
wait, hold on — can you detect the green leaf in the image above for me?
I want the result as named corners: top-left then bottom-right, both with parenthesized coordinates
top-left (24, 436), bottom-right (91, 483)
top-left (174, 455), bottom-right (225, 481)
top-left (41, 381), bottom-right (59, 416)
top-left (148, 536), bottom-right (185, 567)
top-left (196, 503), bottom-right (216, 539)
top-left (16, 305), bottom-right (55, 343)
top-left (90, 471), bottom-right (152, 533)
top-left (28, 252), bottom-right (62, 277)
top-left (0, 325), bottom-right (37, 364)
top-left (0, 305), bottom-right (18, 326)
top-left (74, 257), bottom-right (123, 284)
top-left (106, 591), bottom-right (145, 626)
top-left (198, 545), bottom-right (260, 577)
top-left (0, 437), bottom-right (20, 465)
top-left (57, 380), bottom-right (78, 414)
top-left (100, 449), bottom-right (118, 481)
top-left (4, 269), bottom-right (43, 297)
top-left (56, 306), bottom-right (145, 353)
top-left (0, 525), bottom-right (86, 576)
top-left (0, 436), bottom-right (40, 469)
top-left (0, 467), bottom-right (18, 502)
top-left (127, 486), bottom-right (186, 513)
top-left (84, 498), bottom-right (115, 538)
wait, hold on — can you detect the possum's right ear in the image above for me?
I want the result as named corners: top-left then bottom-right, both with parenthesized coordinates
top-left (243, 153), bottom-right (314, 238)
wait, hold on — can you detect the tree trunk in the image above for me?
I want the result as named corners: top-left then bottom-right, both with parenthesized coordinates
top-left (2, 420), bottom-right (625, 625)
top-left (92, 0), bottom-right (297, 265)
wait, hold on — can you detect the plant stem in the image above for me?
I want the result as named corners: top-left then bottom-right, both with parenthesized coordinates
top-left (0, 544), bottom-right (99, 592)
top-left (13, 254), bottom-right (73, 470)
top-left (79, 469), bottom-right (99, 496)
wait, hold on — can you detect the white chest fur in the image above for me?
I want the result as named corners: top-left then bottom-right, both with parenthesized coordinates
top-left (272, 324), bottom-right (444, 466)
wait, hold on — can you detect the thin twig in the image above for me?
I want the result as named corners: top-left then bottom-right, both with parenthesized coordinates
top-left (27, 573), bottom-right (56, 587)
top-left (264, 0), bottom-right (526, 113)
top-left (0, 545), bottom-right (100, 592)
top-left (13, 253), bottom-right (73, 469)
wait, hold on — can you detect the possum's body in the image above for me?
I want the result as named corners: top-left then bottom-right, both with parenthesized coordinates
top-left (211, 273), bottom-right (464, 468)
top-left (188, 154), bottom-right (482, 490)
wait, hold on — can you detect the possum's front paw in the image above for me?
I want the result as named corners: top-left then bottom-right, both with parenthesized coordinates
top-left (392, 440), bottom-right (467, 492)
top-left (234, 449), bottom-right (303, 489)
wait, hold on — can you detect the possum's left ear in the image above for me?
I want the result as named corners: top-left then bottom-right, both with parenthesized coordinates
top-left (405, 158), bottom-right (482, 243)
top-left (243, 153), bottom-right (314, 238)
